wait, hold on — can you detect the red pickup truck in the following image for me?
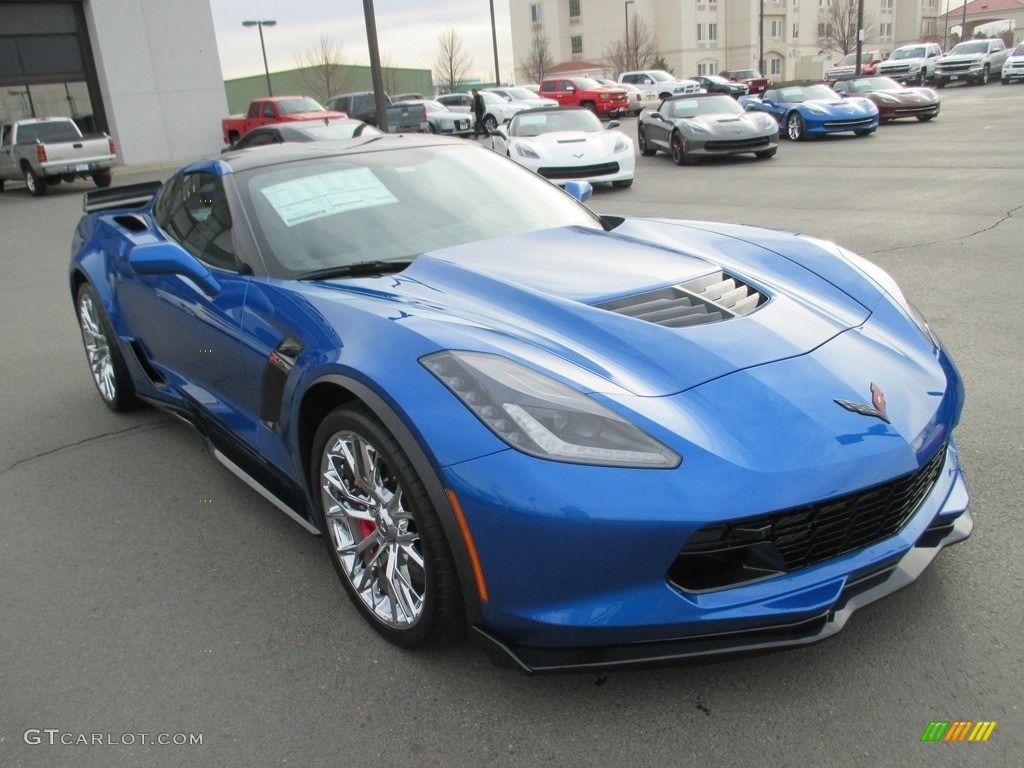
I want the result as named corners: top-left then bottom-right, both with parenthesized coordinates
top-left (221, 97), bottom-right (347, 145)
top-left (538, 77), bottom-right (629, 117)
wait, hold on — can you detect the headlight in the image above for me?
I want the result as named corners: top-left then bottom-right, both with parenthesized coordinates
top-left (613, 136), bottom-right (628, 153)
top-left (805, 103), bottom-right (828, 114)
top-left (515, 143), bottom-right (540, 159)
top-left (422, 351), bottom-right (681, 468)
top-left (874, 93), bottom-right (898, 103)
top-left (908, 63), bottom-right (922, 73)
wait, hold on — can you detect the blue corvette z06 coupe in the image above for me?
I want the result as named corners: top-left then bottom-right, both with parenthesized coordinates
top-left (740, 84), bottom-right (880, 141)
top-left (71, 137), bottom-right (970, 672)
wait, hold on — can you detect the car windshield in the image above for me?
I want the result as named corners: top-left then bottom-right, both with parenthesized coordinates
top-left (837, 54), bottom-right (864, 66)
top-left (238, 142), bottom-right (602, 278)
top-left (730, 70), bottom-right (760, 79)
top-left (277, 98), bottom-right (327, 115)
top-left (399, 100), bottom-right (448, 112)
top-left (480, 91), bottom-right (506, 105)
top-left (509, 109), bottom-right (603, 136)
top-left (663, 96), bottom-right (742, 118)
top-left (503, 88), bottom-right (540, 100)
top-left (778, 85), bottom-right (837, 102)
top-left (701, 75), bottom-right (729, 84)
top-left (1013, 43), bottom-right (1024, 56)
top-left (573, 78), bottom-right (603, 89)
top-left (837, 77), bottom-right (900, 92)
top-left (891, 47), bottom-right (926, 60)
top-left (948, 41), bottom-right (989, 55)
top-left (297, 122), bottom-right (382, 140)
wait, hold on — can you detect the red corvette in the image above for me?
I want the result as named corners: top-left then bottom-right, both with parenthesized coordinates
top-left (831, 76), bottom-right (940, 122)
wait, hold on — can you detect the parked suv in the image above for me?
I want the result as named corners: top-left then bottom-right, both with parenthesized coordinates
top-left (618, 70), bottom-right (701, 98)
top-left (933, 39), bottom-right (1009, 87)
top-left (876, 43), bottom-right (943, 85)
top-left (824, 51), bottom-right (886, 84)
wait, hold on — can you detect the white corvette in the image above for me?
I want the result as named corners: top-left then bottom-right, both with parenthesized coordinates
top-left (490, 107), bottom-right (635, 188)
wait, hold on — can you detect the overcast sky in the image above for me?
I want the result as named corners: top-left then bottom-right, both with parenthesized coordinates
top-left (210, 0), bottom-right (516, 82)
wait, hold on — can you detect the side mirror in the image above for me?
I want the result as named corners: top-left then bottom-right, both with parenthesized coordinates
top-left (563, 180), bottom-right (593, 203)
top-left (836, 90), bottom-right (848, 98)
top-left (128, 242), bottom-right (221, 296)
top-left (606, 120), bottom-right (620, 130)
top-left (492, 128), bottom-right (508, 141)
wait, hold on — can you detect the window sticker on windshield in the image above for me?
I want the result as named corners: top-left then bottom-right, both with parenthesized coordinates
top-left (261, 168), bottom-right (397, 227)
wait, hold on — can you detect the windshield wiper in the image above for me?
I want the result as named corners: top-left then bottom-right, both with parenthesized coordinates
top-left (299, 259), bottom-right (414, 281)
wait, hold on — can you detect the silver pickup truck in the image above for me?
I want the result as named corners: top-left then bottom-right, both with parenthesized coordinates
top-left (0, 117), bottom-right (117, 197)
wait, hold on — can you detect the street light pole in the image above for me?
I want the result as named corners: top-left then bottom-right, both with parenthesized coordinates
top-left (242, 20), bottom-right (277, 97)
top-left (361, 0), bottom-right (389, 132)
top-left (624, 1), bottom-right (634, 70)
top-left (489, 0), bottom-right (501, 86)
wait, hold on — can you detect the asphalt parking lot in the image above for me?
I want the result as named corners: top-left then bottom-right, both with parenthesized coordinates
top-left (1, 84), bottom-right (1022, 767)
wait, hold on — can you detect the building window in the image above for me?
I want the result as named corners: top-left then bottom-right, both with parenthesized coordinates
top-left (571, 35), bottom-right (583, 55)
top-left (880, 22), bottom-right (892, 39)
top-left (881, 0), bottom-right (893, 9)
top-left (769, 57), bottom-right (782, 76)
top-left (530, 4), bottom-right (542, 23)
top-left (923, 19), bottom-right (935, 35)
top-left (708, 23), bottom-right (718, 41)
top-left (770, 20), bottom-right (782, 39)
top-left (569, 0), bottom-right (581, 18)
top-left (697, 23), bottom-right (703, 42)
top-left (793, 22), bottom-right (799, 38)
top-left (697, 61), bottom-right (718, 76)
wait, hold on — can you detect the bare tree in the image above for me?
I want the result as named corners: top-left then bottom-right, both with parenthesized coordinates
top-left (434, 27), bottom-right (472, 94)
top-left (294, 35), bottom-right (349, 103)
top-left (603, 15), bottom-right (659, 76)
top-left (820, 0), bottom-right (878, 55)
top-left (381, 53), bottom-right (400, 97)
top-left (519, 27), bottom-right (554, 84)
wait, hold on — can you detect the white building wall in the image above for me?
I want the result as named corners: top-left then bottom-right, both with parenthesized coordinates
top-left (84, 0), bottom-right (228, 165)
top-left (511, 0), bottom-right (931, 84)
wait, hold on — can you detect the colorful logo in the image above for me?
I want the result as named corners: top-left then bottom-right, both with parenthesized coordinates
top-left (921, 721), bottom-right (996, 742)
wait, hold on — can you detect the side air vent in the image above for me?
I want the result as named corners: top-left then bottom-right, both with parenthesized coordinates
top-left (595, 271), bottom-right (767, 328)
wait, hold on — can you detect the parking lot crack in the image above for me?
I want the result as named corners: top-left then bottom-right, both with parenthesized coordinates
top-left (865, 204), bottom-right (1023, 255)
top-left (0, 422), bottom-right (169, 476)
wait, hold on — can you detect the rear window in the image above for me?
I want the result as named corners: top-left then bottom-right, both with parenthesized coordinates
top-left (15, 120), bottom-right (82, 143)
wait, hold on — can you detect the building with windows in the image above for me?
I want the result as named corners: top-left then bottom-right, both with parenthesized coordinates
top-left (510, 0), bottom-right (944, 84)
top-left (1, 0), bottom-right (228, 166)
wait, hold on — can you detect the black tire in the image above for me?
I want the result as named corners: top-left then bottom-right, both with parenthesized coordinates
top-left (612, 178), bottom-right (633, 188)
top-left (24, 165), bottom-right (47, 196)
top-left (75, 282), bottom-right (141, 412)
top-left (581, 101), bottom-right (597, 115)
top-left (0, 178), bottom-right (5, 192)
top-left (228, 131), bottom-right (240, 145)
top-left (935, 81), bottom-right (946, 89)
top-left (312, 404), bottom-right (464, 648)
top-left (979, 68), bottom-right (989, 85)
top-left (670, 131), bottom-right (690, 166)
top-left (637, 126), bottom-right (656, 156)
top-left (92, 171), bottom-right (113, 188)
top-left (483, 114), bottom-right (498, 133)
top-left (786, 112), bottom-right (805, 141)
top-left (755, 148), bottom-right (777, 159)
top-left (1003, 78), bottom-right (1011, 85)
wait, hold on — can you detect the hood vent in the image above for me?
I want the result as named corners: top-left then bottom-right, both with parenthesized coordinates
top-left (595, 271), bottom-right (767, 328)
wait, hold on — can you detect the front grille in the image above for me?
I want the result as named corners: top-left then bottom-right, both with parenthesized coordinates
top-left (937, 62), bottom-right (975, 74)
top-left (704, 136), bottom-right (771, 152)
top-left (538, 162), bottom-right (619, 180)
top-left (822, 117), bottom-right (875, 129)
top-left (674, 442), bottom-right (948, 586)
top-left (879, 65), bottom-right (911, 76)
top-left (892, 105), bottom-right (936, 116)
top-left (595, 270), bottom-right (767, 328)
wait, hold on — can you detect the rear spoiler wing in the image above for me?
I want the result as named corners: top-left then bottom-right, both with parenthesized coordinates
top-left (83, 180), bottom-right (163, 213)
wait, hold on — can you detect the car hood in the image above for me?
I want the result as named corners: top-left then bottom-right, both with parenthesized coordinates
top-left (515, 130), bottom-right (622, 155)
top-left (308, 221), bottom-right (884, 397)
top-left (678, 114), bottom-right (768, 135)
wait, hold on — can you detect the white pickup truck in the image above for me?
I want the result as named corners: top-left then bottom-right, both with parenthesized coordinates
top-left (0, 117), bottom-right (117, 197)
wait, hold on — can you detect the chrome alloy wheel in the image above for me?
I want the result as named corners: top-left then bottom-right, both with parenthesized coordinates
top-left (320, 430), bottom-right (425, 629)
top-left (78, 291), bottom-right (117, 402)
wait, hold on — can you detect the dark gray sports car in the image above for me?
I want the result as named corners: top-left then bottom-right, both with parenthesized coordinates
top-left (637, 93), bottom-right (780, 165)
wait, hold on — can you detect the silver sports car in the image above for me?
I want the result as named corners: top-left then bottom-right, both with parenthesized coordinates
top-left (638, 93), bottom-right (780, 165)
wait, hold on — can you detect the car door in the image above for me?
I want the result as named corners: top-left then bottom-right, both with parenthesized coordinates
top-left (118, 171), bottom-right (260, 445)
